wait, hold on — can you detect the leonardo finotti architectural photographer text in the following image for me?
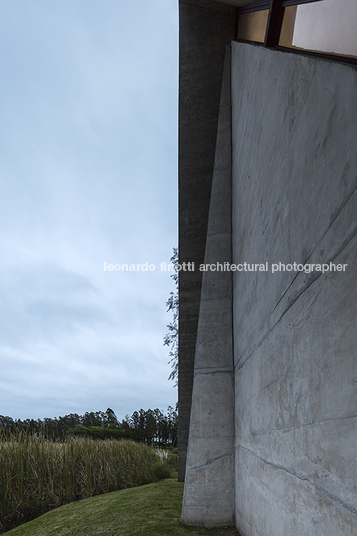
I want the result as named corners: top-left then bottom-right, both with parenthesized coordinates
top-left (104, 261), bottom-right (348, 274)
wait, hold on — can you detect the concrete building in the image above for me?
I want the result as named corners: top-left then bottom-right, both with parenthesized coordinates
top-left (178, 0), bottom-right (357, 534)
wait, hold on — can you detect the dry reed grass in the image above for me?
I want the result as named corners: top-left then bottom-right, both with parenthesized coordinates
top-left (0, 434), bottom-right (171, 533)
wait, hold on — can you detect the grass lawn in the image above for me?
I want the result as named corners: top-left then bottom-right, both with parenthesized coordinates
top-left (4, 478), bottom-right (240, 536)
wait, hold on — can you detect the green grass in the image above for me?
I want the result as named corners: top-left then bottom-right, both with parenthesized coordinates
top-left (4, 478), bottom-right (240, 536)
top-left (0, 436), bottom-right (172, 533)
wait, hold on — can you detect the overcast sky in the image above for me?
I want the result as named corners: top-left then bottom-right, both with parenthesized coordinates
top-left (0, 0), bottom-right (178, 421)
top-left (293, 0), bottom-right (357, 56)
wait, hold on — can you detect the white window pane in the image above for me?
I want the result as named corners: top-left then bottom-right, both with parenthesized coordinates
top-left (292, 0), bottom-right (357, 57)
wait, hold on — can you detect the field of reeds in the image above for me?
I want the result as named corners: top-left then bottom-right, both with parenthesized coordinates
top-left (0, 434), bottom-right (172, 534)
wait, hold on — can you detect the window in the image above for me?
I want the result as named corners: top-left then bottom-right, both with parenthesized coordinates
top-left (237, 0), bottom-right (357, 64)
top-left (238, 9), bottom-right (269, 43)
top-left (279, 0), bottom-right (357, 59)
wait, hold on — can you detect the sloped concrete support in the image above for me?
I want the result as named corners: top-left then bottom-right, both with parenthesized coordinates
top-left (182, 47), bottom-right (235, 528)
top-left (178, 0), bottom-right (236, 483)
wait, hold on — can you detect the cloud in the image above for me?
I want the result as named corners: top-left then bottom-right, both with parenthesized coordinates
top-left (0, 0), bottom-right (178, 420)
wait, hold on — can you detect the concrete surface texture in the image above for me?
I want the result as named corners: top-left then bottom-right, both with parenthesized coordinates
top-left (231, 43), bottom-right (357, 535)
top-left (180, 36), bottom-right (357, 536)
top-left (178, 0), bottom-right (236, 482)
top-left (181, 48), bottom-right (235, 527)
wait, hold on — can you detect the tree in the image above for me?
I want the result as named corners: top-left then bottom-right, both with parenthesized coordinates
top-left (104, 408), bottom-right (118, 428)
top-left (164, 247), bottom-right (178, 384)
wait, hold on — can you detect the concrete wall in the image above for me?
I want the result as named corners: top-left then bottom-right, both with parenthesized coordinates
top-left (231, 42), bottom-right (357, 536)
top-left (182, 48), bottom-right (235, 527)
top-left (178, 0), bottom-right (236, 482)
top-left (179, 2), bottom-right (357, 531)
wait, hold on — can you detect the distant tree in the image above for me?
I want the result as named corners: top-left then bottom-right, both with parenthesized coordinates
top-left (0, 415), bottom-right (16, 433)
top-left (0, 407), bottom-right (178, 446)
top-left (82, 411), bottom-right (105, 428)
top-left (144, 409), bottom-right (157, 445)
top-left (121, 414), bottom-right (131, 430)
top-left (164, 247), bottom-right (178, 384)
top-left (166, 404), bottom-right (178, 446)
top-left (104, 408), bottom-right (118, 428)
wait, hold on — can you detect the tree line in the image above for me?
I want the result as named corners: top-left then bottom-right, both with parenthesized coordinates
top-left (0, 406), bottom-right (177, 447)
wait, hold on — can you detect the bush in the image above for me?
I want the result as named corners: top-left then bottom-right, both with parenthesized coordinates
top-left (0, 435), bottom-right (171, 533)
top-left (67, 425), bottom-right (138, 441)
top-left (167, 452), bottom-right (178, 471)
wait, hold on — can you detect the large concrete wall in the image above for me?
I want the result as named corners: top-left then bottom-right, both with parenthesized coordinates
top-left (178, 0), bottom-right (236, 481)
top-left (182, 48), bottom-right (235, 527)
top-left (231, 42), bottom-right (357, 535)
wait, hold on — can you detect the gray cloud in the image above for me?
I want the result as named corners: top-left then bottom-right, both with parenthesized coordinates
top-left (0, 0), bottom-right (178, 420)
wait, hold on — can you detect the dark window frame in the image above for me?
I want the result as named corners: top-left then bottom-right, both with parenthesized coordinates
top-left (237, 0), bottom-right (357, 66)
top-left (239, 0), bottom-right (320, 13)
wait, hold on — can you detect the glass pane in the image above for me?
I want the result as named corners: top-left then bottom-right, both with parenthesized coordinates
top-left (280, 0), bottom-right (357, 59)
top-left (238, 10), bottom-right (269, 43)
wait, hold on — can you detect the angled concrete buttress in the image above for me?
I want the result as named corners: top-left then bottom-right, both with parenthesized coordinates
top-left (181, 47), bottom-right (235, 528)
top-left (178, 0), bottom-right (236, 483)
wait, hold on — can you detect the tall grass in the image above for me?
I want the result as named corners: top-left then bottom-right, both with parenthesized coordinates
top-left (0, 435), bottom-right (171, 533)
